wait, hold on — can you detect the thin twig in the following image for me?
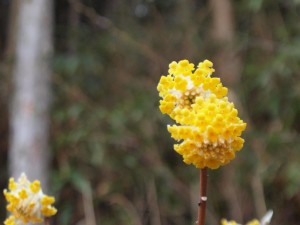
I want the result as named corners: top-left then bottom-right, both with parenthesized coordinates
top-left (197, 168), bottom-right (208, 225)
top-left (67, 0), bottom-right (167, 66)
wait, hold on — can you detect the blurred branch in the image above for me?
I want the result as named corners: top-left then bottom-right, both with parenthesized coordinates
top-left (67, 0), bottom-right (111, 29)
top-left (82, 182), bottom-right (97, 225)
top-left (146, 178), bottom-right (162, 225)
top-left (251, 138), bottom-right (267, 218)
top-left (145, 150), bottom-right (191, 206)
top-left (67, 0), bottom-right (167, 67)
top-left (53, 73), bottom-right (96, 108)
top-left (251, 172), bottom-right (267, 218)
top-left (110, 194), bottom-right (143, 225)
top-left (219, 164), bottom-right (243, 221)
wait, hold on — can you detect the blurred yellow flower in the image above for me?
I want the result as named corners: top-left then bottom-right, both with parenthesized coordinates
top-left (221, 210), bottom-right (273, 225)
top-left (158, 59), bottom-right (246, 169)
top-left (221, 219), bottom-right (259, 225)
top-left (3, 173), bottom-right (57, 225)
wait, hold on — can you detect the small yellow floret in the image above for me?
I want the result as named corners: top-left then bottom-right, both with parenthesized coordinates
top-left (8, 178), bottom-right (16, 191)
top-left (30, 180), bottom-right (41, 193)
top-left (41, 195), bottom-right (55, 206)
top-left (18, 189), bottom-right (28, 199)
top-left (4, 215), bottom-right (16, 225)
top-left (41, 206), bottom-right (57, 217)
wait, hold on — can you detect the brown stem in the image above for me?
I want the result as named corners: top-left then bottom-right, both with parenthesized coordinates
top-left (197, 168), bottom-right (208, 225)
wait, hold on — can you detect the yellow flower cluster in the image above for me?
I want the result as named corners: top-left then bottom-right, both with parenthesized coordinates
top-left (3, 173), bottom-right (57, 225)
top-left (221, 219), bottom-right (260, 225)
top-left (157, 59), bottom-right (246, 169)
top-left (221, 210), bottom-right (273, 225)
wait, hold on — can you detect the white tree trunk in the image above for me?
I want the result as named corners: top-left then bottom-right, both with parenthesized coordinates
top-left (9, 0), bottom-right (53, 190)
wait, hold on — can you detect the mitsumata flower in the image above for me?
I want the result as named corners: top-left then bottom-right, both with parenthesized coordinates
top-left (3, 173), bottom-right (57, 225)
top-left (157, 59), bottom-right (247, 169)
top-left (221, 210), bottom-right (273, 225)
top-left (221, 219), bottom-right (260, 225)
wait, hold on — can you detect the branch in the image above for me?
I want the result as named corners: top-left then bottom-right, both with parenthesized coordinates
top-left (67, 0), bottom-right (167, 66)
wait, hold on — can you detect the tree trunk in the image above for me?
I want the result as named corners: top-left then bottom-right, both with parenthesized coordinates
top-left (9, 0), bottom-right (53, 191)
top-left (209, 0), bottom-right (241, 86)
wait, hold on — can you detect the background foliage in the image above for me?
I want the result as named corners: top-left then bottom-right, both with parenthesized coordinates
top-left (1, 0), bottom-right (300, 224)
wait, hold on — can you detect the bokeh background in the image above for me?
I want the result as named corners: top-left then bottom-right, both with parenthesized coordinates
top-left (1, 0), bottom-right (300, 224)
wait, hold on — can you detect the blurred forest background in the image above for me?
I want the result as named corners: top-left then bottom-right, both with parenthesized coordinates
top-left (1, 0), bottom-right (300, 225)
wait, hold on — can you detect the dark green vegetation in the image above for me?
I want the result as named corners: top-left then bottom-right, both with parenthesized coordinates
top-left (1, 0), bottom-right (300, 224)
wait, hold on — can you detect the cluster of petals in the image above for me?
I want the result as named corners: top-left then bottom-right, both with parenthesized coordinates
top-left (157, 59), bottom-right (246, 169)
top-left (3, 173), bottom-right (57, 225)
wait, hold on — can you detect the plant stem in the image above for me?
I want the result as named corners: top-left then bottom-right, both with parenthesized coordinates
top-left (197, 168), bottom-right (208, 225)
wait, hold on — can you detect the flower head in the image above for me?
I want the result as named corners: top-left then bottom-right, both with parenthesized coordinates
top-left (157, 59), bottom-right (246, 169)
top-left (221, 219), bottom-right (259, 225)
top-left (221, 210), bottom-right (273, 225)
top-left (3, 173), bottom-right (57, 225)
